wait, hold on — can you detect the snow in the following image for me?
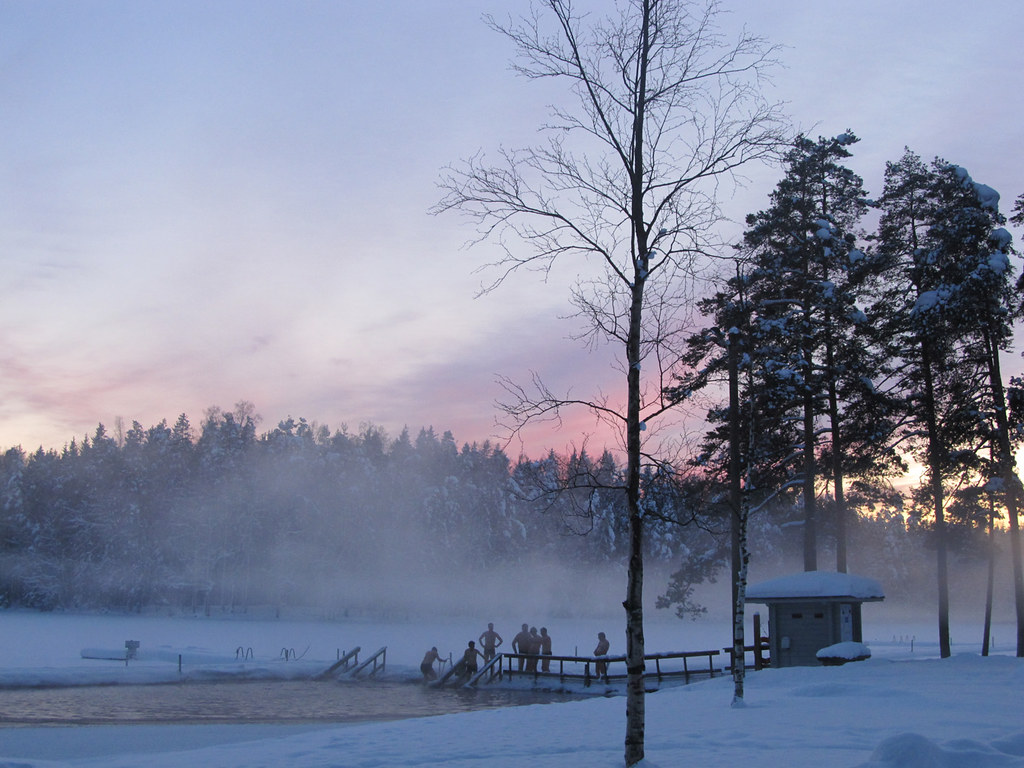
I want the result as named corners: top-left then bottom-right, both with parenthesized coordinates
top-left (988, 251), bottom-right (1011, 275)
top-left (949, 163), bottom-right (1001, 210)
top-left (849, 307), bottom-right (868, 324)
top-left (912, 289), bottom-right (947, 315)
top-left (992, 228), bottom-right (1013, 250)
top-left (951, 164), bottom-right (972, 183)
top-left (816, 641), bottom-right (871, 661)
top-left (746, 570), bottom-right (885, 601)
top-left (973, 182), bottom-right (1000, 210)
top-left (0, 610), bottom-right (1021, 768)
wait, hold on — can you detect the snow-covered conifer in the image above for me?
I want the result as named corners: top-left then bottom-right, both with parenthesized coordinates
top-left (873, 149), bottom-right (1024, 657)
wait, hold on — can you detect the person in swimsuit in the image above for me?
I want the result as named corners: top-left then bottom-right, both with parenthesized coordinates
top-left (512, 623), bottom-right (531, 672)
top-left (478, 622), bottom-right (503, 662)
top-left (594, 632), bottom-right (610, 679)
top-left (458, 641), bottom-right (484, 681)
top-left (539, 627), bottom-right (553, 672)
top-left (420, 646), bottom-right (442, 681)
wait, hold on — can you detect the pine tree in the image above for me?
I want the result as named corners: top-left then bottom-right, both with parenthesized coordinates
top-left (667, 263), bottom-right (802, 702)
top-left (928, 165), bottom-right (1023, 656)
top-left (872, 150), bottom-right (1015, 657)
top-left (738, 133), bottom-right (874, 571)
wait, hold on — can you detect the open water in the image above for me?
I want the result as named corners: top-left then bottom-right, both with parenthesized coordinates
top-left (0, 678), bottom-right (578, 727)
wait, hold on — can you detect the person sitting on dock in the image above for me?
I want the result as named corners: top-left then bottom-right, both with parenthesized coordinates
top-left (479, 623), bottom-right (503, 662)
top-left (512, 623), bottom-right (530, 672)
top-left (594, 632), bottom-right (610, 680)
top-left (539, 627), bottom-right (553, 672)
top-left (420, 647), bottom-right (443, 681)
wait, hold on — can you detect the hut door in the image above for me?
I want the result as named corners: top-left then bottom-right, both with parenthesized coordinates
top-left (840, 603), bottom-right (853, 642)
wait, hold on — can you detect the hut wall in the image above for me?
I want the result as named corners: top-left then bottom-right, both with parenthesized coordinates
top-left (770, 601), bottom-right (834, 667)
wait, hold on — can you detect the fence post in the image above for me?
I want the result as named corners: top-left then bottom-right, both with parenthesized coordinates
top-left (753, 612), bottom-right (764, 670)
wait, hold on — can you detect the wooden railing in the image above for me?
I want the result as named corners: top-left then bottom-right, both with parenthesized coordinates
top-left (350, 646), bottom-right (387, 678)
top-left (492, 648), bottom-right (722, 687)
top-left (314, 646), bottom-right (361, 680)
top-left (467, 652), bottom-right (505, 686)
top-left (723, 640), bottom-right (770, 671)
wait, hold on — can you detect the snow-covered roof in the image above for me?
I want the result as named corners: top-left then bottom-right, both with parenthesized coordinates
top-left (745, 571), bottom-right (885, 602)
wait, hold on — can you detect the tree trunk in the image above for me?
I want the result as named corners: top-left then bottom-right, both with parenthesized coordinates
top-left (802, 344), bottom-right (817, 572)
top-left (624, 7), bottom-right (650, 762)
top-left (982, 499), bottom-right (995, 657)
top-left (920, 340), bottom-right (951, 658)
top-left (981, 327), bottom-right (1024, 657)
top-left (732, 503), bottom-right (749, 706)
top-left (623, 278), bottom-right (646, 765)
top-left (624, 503), bottom-right (645, 764)
top-left (728, 326), bottom-right (746, 703)
top-left (825, 332), bottom-right (848, 573)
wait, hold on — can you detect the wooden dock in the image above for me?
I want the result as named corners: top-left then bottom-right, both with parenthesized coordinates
top-left (448, 647), bottom-right (733, 689)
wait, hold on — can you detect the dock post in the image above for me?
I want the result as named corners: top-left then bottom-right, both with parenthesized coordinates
top-left (754, 613), bottom-right (763, 670)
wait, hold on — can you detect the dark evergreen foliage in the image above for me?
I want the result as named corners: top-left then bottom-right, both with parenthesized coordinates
top-left (0, 409), bottom-right (704, 613)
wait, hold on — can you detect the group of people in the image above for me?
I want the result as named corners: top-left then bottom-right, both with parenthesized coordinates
top-left (420, 624), bottom-right (611, 682)
top-left (510, 623), bottom-right (553, 672)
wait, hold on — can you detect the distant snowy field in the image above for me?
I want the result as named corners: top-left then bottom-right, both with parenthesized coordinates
top-left (1, 608), bottom-right (1022, 767)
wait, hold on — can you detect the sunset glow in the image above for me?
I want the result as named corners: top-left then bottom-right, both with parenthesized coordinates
top-left (2, 0), bottom-right (1021, 458)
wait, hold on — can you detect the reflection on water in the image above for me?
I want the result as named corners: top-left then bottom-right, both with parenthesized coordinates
top-left (0, 679), bottom-right (578, 726)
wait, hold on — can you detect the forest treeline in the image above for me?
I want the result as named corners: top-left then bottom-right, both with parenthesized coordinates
top-left (0, 403), bottom-right (1007, 616)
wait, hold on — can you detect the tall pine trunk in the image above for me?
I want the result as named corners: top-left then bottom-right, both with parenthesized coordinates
top-left (982, 495), bottom-right (995, 656)
top-left (981, 327), bottom-right (1024, 657)
top-left (920, 340), bottom-right (951, 658)
top-left (802, 300), bottom-right (817, 571)
top-left (825, 328), bottom-right (848, 572)
top-left (802, 378), bottom-right (818, 570)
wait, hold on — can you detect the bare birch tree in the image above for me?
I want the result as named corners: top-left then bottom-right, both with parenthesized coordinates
top-left (435, 1), bottom-right (785, 763)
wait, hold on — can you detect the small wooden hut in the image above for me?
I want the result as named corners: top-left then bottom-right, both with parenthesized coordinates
top-left (746, 571), bottom-right (884, 668)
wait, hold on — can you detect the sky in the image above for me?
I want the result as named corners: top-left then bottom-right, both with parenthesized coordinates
top-left (2, 0), bottom-right (1023, 457)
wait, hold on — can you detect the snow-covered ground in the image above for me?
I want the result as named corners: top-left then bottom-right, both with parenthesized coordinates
top-left (0, 608), bottom-right (1021, 767)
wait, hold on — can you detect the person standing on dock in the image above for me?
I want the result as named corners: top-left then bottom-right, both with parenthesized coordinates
top-left (458, 641), bottom-right (484, 681)
top-left (479, 623), bottom-right (503, 662)
top-left (525, 627), bottom-right (541, 673)
top-left (539, 627), bottom-right (553, 672)
top-left (594, 632), bottom-right (610, 680)
top-left (420, 647), bottom-right (443, 681)
top-left (512, 623), bottom-right (530, 672)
